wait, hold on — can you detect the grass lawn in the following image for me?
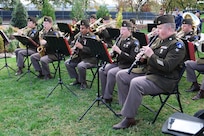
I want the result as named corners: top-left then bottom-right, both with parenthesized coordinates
top-left (0, 56), bottom-right (203, 136)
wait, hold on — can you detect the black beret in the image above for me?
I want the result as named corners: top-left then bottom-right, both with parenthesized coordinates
top-left (182, 19), bottom-right (193, 25)
top-left (28, 16), bottom-right (37, 24)
top-left (103, 16), bottom-right (110, 20)
top-left (122, 21), bottom-right (132, 27)
top-left (44, 16), bottom-right (52, 23)
top-left (129, 18), bottom-right (136, 24)
top-left (80, 19), bottom-right (90, 27)
top-left (156, 15), bottom-right (175, 25)
top-left (90, 14), bottom-right (97, 19)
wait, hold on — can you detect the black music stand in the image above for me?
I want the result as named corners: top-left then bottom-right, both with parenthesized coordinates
top-left (14, 35), bottom-right (38, 81)
top-left (79, 38), bottom-right (119, 121)
top-left (106, 28), bottom-right (120, 40)
top-left (57, 23), bottom-right (73, 36)
top-left (147, 23), bottom-right (157, 32)
top-left (132, 31), bottom-right (148, 47)
top-left (0, 30), bottom-right (16, 76)
top-left (44, 35), bottom-right (77, 98)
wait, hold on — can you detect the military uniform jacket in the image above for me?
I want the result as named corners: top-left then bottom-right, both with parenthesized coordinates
top-left (146, 34), bottom-right (186, 92)
top-left (27, 27), bottom-right (39, 51)
top-left (182, 30), bottom-right (197, 42)
top-left (116, 36), bottom-right (140, 69)
top-left (75, 32), bottom-right (97, 64)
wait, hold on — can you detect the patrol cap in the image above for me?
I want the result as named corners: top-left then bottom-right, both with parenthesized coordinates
top-left (103, 16), bottom-right (110, 20)
top-left (44, 16), bottom-right (53, 23)
top-left (80, 19), bottom-right (90, 27)
top-left (156, 15), bottom-right (175, 25)
top-left (182, 18), bottom-right (193, 25)
top-left (90, 14), bottom-right (97, 19)
top-left (28, 16), bottom-right (37, 24)
top-left (129, 18), bottom-right (136, 25)
top-left (122, 20), bottom-right (132, 27)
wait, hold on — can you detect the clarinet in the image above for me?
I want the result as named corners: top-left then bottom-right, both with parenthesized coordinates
top-left (127, 35), bottom-right (158, 74)
top-left (68, 34), bottom-right (81, 63)
top-left (102, 34), bottom-right (122, 71)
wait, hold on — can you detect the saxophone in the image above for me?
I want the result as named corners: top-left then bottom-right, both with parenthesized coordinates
top-left (37, 29), bottom-right (46, 57)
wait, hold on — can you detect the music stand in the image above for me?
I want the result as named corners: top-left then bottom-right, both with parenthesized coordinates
top-left (44, 35), bottom-right (77, 98)
top-left (14, 35), bottom-right (38, 81)
top-left (79, 37), bottom-right (119, 121)
top-left (132, 31), bottom-right (148, 47)
top-left (0, 30), bottom-right (16, 76)
top-left (106, 28), bottom-right (120, 40)
top-left (147, 23), bottom-right (157, 32)
top-left (57, 23), bottom-right (73, 36)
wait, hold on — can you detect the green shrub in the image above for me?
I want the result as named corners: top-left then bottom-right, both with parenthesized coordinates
top-left (0, 35), bottom-right (4, 53)
top-left (6, 40), bottom-right (18, 53)
top-left (0, 17), bottom-right (2, 25)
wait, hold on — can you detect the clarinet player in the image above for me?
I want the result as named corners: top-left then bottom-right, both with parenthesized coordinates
top-left (112, 15), bottom-right (186, 129)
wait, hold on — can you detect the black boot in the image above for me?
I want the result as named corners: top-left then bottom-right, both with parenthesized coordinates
top-left (37, 71), bottom-right (44, 79)
top-left (15, 67), bottom-right (23, 76)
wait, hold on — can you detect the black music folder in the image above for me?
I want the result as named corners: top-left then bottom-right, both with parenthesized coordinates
top-left (132, 32), bottom-right (148, 47)
top-left (0, 30), bottom-right (10, 45)
top-left (57, 23), bottom-right (73, 35)
top-left (147, 23), bottom-right (157, 32)
top-left (84, 37), bottom-right (112, 63)
top-left (106, 28), bottom-right (120, 40)
top-left (14, 35), bottom-right (38, 48)
top-left (44, 35), bottom-right (71, 56)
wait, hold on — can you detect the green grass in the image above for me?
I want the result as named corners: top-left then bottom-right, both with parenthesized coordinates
top-left (0, 56), bottom-right (203, 136)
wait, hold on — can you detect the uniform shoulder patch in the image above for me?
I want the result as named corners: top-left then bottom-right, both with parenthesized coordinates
top-left (134, 40), bottom-right (139, 46)
top-left (176, 42), bottom-right (183, 49)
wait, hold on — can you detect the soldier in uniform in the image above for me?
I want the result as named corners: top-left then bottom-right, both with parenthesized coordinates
top-left (112, 15), bottom-right (186, 129)
top-left (99, 20), bottom-right (140, 104)
top-left (64, 19), bottom-right (97, 90)
top-left (89, 14), bottom-right (97, 25)
top-left (129, 18), bottom-right (138, 32)
top-left (30, 16), bottom-right (60, 80)
top-left (15, 17), bottom-right (39, 75)
top-left (177, 18), bottom-right (198, 42)
top-left (97, 16), bottom-right (113, 48)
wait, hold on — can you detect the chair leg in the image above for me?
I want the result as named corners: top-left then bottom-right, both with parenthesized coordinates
top-left (152, 95), bottom-right (170, 124)
top-left (89, 68), bottom-right (98, 88)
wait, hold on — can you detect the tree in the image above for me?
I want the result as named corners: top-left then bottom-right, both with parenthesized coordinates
top-left (71, 0), bottom-right (86, 20)
top-left (10, 0), bottom-right (28, 28)
top-left (41, 0), bottom-right (56, 21)
top-left (96, 5), bottom-right (110, 19)
top-left (116, 8), bottom-right (123, 28)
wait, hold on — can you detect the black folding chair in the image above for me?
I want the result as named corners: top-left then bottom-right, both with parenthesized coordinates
top-left (142, 64), bottom-right (186, 124)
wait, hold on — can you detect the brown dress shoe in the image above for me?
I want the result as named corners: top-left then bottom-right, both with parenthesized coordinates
top-left (15, 69), bottom-right (23, 76)
top-left (192, 90), bottom-right (204, 100)
top-left (70, 80), bottom-right (80, 86)
top-left (80, 82), bottom-right (87, 90)
top-left (113, 118), bottom-right (136, 129)
top-left (186, 85), bottom-right (200, 92)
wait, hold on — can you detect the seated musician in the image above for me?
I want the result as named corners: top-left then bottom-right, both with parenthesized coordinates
top-left (129, 18), bottom-right (138, 32)
top-left (64, 19), bottom-right (97, 90)
top-left (89, 14), bottom-right (97, 25)
top-left (112, 15), bottom-right (186, 129)
top-left (97, 16), bottom-right (113, 48)
top-left (30, 16), bottom-right (60, 80)
top-left (177, 18), bottom-right (198, 42)
top-left (99, 20), bottom-right (140, 104)
top-left (15, 17), bottom-right (39, 75)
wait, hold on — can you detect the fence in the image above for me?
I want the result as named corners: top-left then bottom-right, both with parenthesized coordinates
top-left (0, 10), bottom-right (156, 21)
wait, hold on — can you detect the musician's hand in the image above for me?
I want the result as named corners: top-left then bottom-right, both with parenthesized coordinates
top-left (71, 48), bottom-right (75, 55)
top-left (40, 39), bottom-right (47, 46)
top-left (112, 45), bottom-right (121, 54)
top-left (142, 46), bottom-right (154, 57)
top-left (75, 42), bottom-right (83, 49)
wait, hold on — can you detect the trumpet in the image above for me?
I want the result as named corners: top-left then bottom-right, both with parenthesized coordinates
top-left (94, 20), bottom-right (116, 33)
top-left (70, 20), bottom-right (81, 32)
top-left (127, 35), bottom-right (158, 74)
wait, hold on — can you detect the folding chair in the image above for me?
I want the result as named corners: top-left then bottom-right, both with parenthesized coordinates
top-left (50, 55), bottom-right (66, 78)
top-left (142, 64), bottom-right (186, 124)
